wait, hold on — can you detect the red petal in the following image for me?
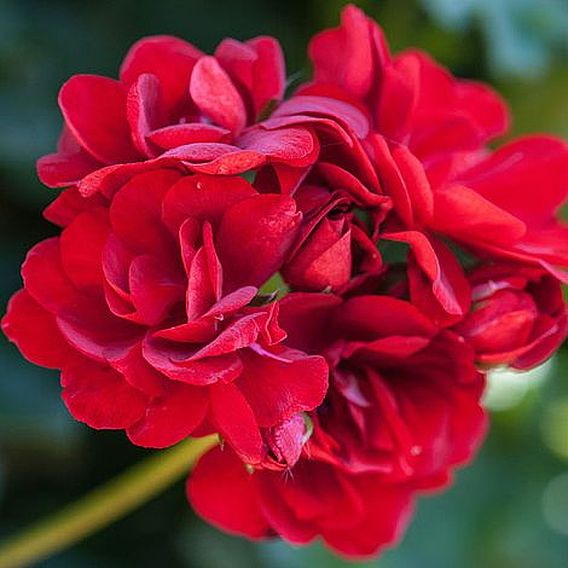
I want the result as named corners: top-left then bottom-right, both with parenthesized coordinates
top-left (209, 382), bottom-right (263, 464)
top-left (43, 187), bottom-right (107, 228)
top-left (60, 207), bottom-right (110, 289)
top-left (37, 149), bottom-right (101, 188)
top-left (127, 383), bottom-right (208, 448)
top-left (323, 475), bottom-right (414, 558)
top-left (120, 35), bottom-right (202, 115)
top-left (273, 95), bottom-right (370, 139)
top-left (216, 194), bottom-right (301, 290)
top-left (431, 184), bottom-right (527, 244)
top-left (162, 174), bottom-right (256, 234)
top-left (110, 169), bottom-right (181, 255)
top-left (188, 446), bottom-right (269, 538)
top-left (247, 36), bottom-right (286, 113)
top-left (59, 75), bottom-right (138, 164)
top-left (126, 73), bottom-right (163, 157)
top-left (142, 335), bottom-right (243, 385)
top-left (147, 123), bottom-right (229, 149)
top-left (384, 231), bottom-right (470, 316)
top-left (458, 136), bottom-right (568, 226)
top-left (236, 346), bottom-right (328, 427)
top-left (1, 290), bottom-right (78, 369)
top-left (189, 56), bottom-right (247, 132)
top-left (61, 360), bottom-right (147, 429)
top-left (309, 5), bottom-right (379, 99)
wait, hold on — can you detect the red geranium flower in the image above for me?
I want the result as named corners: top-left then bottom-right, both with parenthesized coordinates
top-left (2, 2), bottom-right (567, 561)
top-left (187, 293), bottom-right (486, 557)
top-left (2, 169), bottom-right (328, 465)
top-left (37, 34), bottom-right (319, 198)
top-left (292, 4), bottom-right (568, 317)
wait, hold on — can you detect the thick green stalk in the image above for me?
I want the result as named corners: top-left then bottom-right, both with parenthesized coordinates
top-left (0, 435), bottom-right (217, 568)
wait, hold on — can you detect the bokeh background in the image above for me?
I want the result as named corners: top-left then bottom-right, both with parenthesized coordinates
top-left (1, 0), bottom-right (567, 566)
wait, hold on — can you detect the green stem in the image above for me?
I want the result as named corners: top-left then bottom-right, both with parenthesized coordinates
top-left (0, 435), bottom-right (217, 568)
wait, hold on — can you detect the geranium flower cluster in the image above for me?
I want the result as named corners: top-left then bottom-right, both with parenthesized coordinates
top-left (2, 5), bottom-right (567, 559)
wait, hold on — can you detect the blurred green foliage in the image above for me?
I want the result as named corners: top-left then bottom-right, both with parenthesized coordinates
top-left (0, 0), bottom-right (567, 566)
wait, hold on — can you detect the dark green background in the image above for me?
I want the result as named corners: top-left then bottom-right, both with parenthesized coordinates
top-left (1, 1), bottom-right (567, 566)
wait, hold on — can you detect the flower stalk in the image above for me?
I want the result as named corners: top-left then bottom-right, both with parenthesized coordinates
top-left (0, 435), bottom-right (217, 568)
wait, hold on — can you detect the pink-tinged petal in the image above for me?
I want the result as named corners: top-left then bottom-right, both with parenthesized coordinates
top-left (43, 187), bottom-right (108, 228)
top-left (237, 127), bottom-right (318, 167)
top-left (120, 35), bottom-right (203, 115)
top-left (260, 115), bottom-right (356, 149)
top-left (215, 36), bottom-right (286, 116)
top-left (142, 334), bottom-right (243, 385)
top-left (431, 184), bottom-right (527, 245)
top-left (264, 413), bottom-right (307, 469)
top-left (457, 136), bottom-right (568, 226)
top-left (162, 174), bottom-right (256, 234)
top-left (384, 231), bottom-right (470, 316)
top-left (110, 169), bottom-right (181, 255)
top-left (37, 149), bottom-right (101, 188)
top-left (163, 142), bottom-right (267, 174)
top-left (215, 38), bottom-right (257, 88)
top-left (236, 346), bottom-right (328, 427)
top-left (188, 446), bottom-right (270, 538)
top-left (247, 36), bottom-right (286, 113)
top-left (216, 194), bottom-right (302, 290)
top-left (61, 360), bottom-right (147, 429)
top-left (127, 383), bottom-right (209, 448)
top-left (273, 96), bottom-right (370, 139)
top-left (126, 73), bottom-right (164, 157)
top-left (154, 287), bottom-right (257, 343)
top-left (190, 56), bottom-right (247, 132)
top-left (60, 207), bottom-right (110, 289)
top-left (205, 286), bottom-right (258, 317)
top-left (209, 381), bottom-right (263, 464)
top-left (59, 75), bottom-right (139, 164)
top-left (334, 294), bottom-right (438, 338)
top-left (77, 156), bottom-right (185, 198)
top-left (187, 312), bottom-right (272, 361)
top-left (1, 290), bottom-right (79, 369)
top-left (147, 123), bottom-right (230, 150)
top-left (308, 5), bottom-right (381, 99)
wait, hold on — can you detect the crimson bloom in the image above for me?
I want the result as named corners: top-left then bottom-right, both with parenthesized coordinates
top-left (2, 169), bottom-right (328, 465)
top-left (37, 34), bottom-right (319, 198)
top-left (296, 4), bottom-right (568, 318)
top-left (188, 292), bottom-right (486, 557)
top-left (2, 2), bottom-right (567, 562)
